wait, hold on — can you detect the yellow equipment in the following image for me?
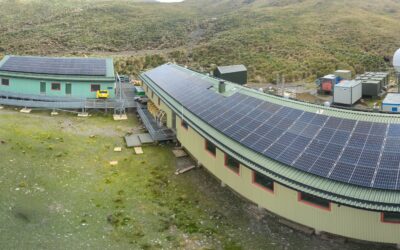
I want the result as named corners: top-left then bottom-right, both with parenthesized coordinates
top-left (133, 80), bottom-right (142, 86)
top-left (96, 90), bottom-right (109, 99)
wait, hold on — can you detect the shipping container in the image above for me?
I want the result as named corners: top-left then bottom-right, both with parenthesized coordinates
top-left (333, 80), bottom-right (362, 105)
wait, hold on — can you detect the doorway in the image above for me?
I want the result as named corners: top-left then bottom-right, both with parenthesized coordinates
top-left (66, 83), bottom-right (72, 95)
top-left (40, 82), bottom-right (46, 94)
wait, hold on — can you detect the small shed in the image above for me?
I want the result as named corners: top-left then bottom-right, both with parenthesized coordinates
top-left (382, 93), bottom-right (400, 112)
top-left (319, 74), bottom-right (338, 93)
top-left (362, 80), bottom-right (381, 97)
top-left (333, 80), bottom-right (362, 105)
top-left (214, 65), bottom-right (247, 85)
top-left (334, 70), bottom-right (352, 80)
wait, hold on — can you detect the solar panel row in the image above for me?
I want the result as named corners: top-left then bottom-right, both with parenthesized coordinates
top-left (145, 64), bottom-right (400, 191)
top-left (0, 56), bottom-right (107, 76)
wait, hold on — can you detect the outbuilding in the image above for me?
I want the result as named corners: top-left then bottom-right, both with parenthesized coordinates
top-left (382, 93), bottom-right (400, 112)
top-left (333, 80), bottom-right (362, 105)
top-left (214, 65), bottom-right (247, 85)
top-left (0, 55), bottom-right (116, 99)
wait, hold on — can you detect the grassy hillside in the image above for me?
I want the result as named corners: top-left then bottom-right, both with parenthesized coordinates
top-left (1, 0), bottom-right (400, 82)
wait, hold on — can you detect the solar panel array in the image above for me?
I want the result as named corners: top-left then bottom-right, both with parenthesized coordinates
top-left (0, 56), bottom-right (107, 76)
top-left (145, 64), bottom-right (400, 191)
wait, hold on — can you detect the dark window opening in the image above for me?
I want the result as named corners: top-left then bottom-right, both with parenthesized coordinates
top-left (382, 212), bottom-right (400, 224)
top-left (225, 154), bottom-right (240, 174)
top-left (151, 91), bottom-right (154, 99)
top-left (91, 84), bottom-right (100, 92)
top-left (299, 192), bottom-right (330, 210)
top-left (205, 139), bottom-right (216, 157)
top-left (51, 83), bottom-right (61, 91)
top-left (253, 172), bottom-right (274, 192)
top-left (158, 97), bottom-right (161, 106)
top-left (1, 78), bottom-right (9, 86)
top-left (181, 120), bottom-right (189, 130)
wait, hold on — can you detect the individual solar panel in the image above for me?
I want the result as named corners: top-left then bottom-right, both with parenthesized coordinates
top-left (339, 147), bottom-right (362, 165)
top-left (373, 169), bottom-right (398, 189)
top-left (293, 153), bottom-right (318, 171)
top-left (330, 130), bottom-right (350, 145)
top-left (144, 64), bottom-right (400, 191)
top-left (309, 157), bottom-right (335, 176)
top-left (0, 56), bottom-right (107, 76)
top-left (330, 162), bottom-right (355, 182)
top-left (316, 128), bottom-right (335, 142)
top-left (388, 124), bottom-right (400, 137)
top-left (354, 121), bottom-right (372, 134)
top-left (349, 166), bottom-right (375, 186)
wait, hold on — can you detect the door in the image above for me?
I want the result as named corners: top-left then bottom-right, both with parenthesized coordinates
top-left (172, 112), bottom-right (176, 131)
top-left (66, 83), bottom-right (72, 95)
top-left (40, 82), bottom-right (46, 94)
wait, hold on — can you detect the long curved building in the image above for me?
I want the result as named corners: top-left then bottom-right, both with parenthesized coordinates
top-left (140, 63), bottom-right (400, 245)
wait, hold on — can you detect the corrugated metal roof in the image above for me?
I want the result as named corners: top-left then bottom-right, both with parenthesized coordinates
top-left (140, 63), bottom-right (400, 211)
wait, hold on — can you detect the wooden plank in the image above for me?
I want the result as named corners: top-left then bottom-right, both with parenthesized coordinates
top-left (175, 165), bottom-right (196, 175)
top-left (134, 147), bottom-right (143, 155)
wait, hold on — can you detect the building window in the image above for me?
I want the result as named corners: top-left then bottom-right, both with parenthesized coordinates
top-left (225, 154), bottom-right (240, 175)
top-left (253, 172), bottom-right (274, 192)
top-left (158, 97), bottom-right (161, 106)
top-left (151, 91), bottom-right (154, 99)
top-left (146, 85), bottom-right (148, 92)
top-left (181, 120), bottom-right (189, 130)
top-left (51, 83), bottom-right (61, 91)
top-left (205, 139), bottom-right (216, 157)
top-left (91, 84), bottom-right (100, 92)
top-left (1, 78), bottom-right (9, 86)
top-left (298, 192), bottom-right (331, 211)
top-left (381, 212), bottom-right (400, 224)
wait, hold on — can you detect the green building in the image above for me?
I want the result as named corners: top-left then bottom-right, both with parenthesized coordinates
top-left (214, 65), bottom-right (247, 85)
top-left (0, 55), bottom-right (116, 99)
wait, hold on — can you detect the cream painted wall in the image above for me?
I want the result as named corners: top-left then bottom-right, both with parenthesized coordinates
top-left (143, 83), bottom-right (400, 245)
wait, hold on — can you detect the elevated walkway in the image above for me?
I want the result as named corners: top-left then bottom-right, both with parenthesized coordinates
top-left (136, 103), bottom-right (175, 142)
top-left (0, 82), bottom-right (137, 111)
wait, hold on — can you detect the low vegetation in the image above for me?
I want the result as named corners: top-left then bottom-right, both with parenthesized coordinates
top-left (0, 0), bottom-right (399, 82)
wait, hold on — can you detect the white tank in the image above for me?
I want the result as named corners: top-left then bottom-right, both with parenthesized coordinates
top-left (393, 48), bottom-right (400, 73)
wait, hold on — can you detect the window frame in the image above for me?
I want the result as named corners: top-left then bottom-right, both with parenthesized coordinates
top-left (298, 192), bottom-right (331, 211)
top-left (224, 153), bottom-right (240, 175)
top-left (181, 120), bottom-right (189, 130)
top-left (1, 78), bottom-right (9, 86)
top-left (252, 171), bottom-right (274, 193)
top-left (204, 139), bottom-right (216, 157)
top-left (381, 212), bottom-right (400, 224)
top-left (51, 82), bottom-right (61, 91)
top-left (91, 84), bottom-right (101, 92)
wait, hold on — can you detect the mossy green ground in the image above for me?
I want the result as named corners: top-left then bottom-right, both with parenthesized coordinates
top-left (0, 109), bottom-right (389, 249)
